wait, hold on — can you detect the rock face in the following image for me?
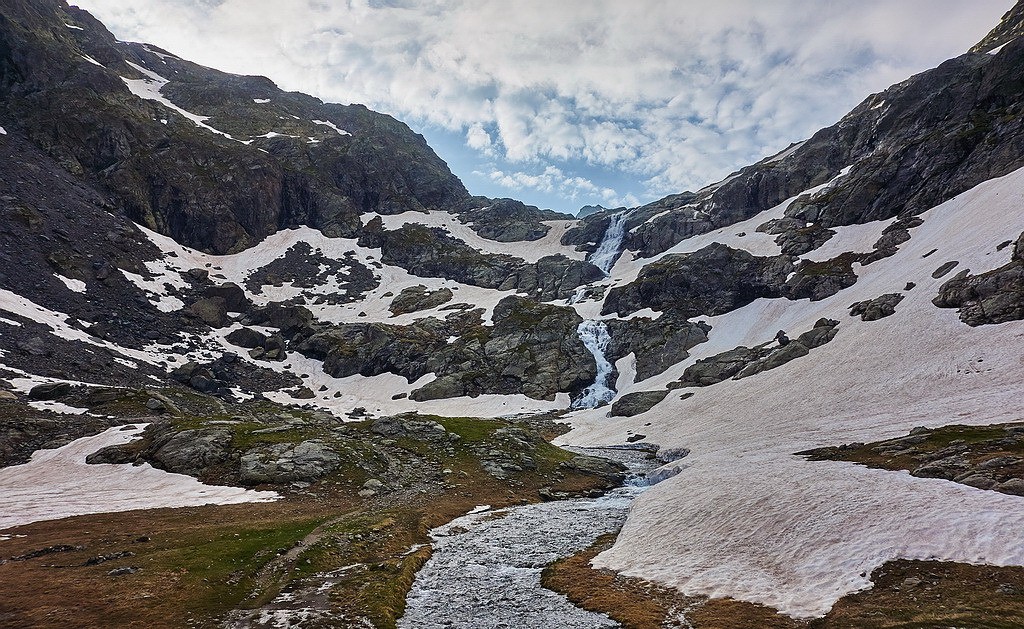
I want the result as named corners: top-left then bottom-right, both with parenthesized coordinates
top-left (0, 0), bottom-right (470, 254)
top-left (607, 316), bottom-right (710, 381)
top-left (672, 318), bottom-right (839, 388)
top-left (361, 221), bottom-right (603, 300)
top-left (603, 243), bottom-right (793, 317)
top-left (296, 296), bottom-right (597, 401)
top-left (389, 285), bottom-right (454, 316)
top-left (934, 233), bottom-right (1024, 325)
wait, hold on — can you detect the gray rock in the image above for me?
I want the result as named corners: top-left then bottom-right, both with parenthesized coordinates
top-left (850, 293), bottom-right (904, 321)
top-left (389, 285), bottom-right (454, 315)
top-left (610, 390), bottom-right (669, 417)
top-left (240, 440), bottom-right (341, 485)
top-left (28, 382), bottom-right (71, 400)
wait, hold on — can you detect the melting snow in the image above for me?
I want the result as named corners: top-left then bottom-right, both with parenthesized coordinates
top-left (64, 23), bottom-right (83, 30)
top-left (253, 98), bottom-right (271, 104)
top-left (80, 54), bottom-right (103, 67)
top-left (0, 425), bottom-right (277, 531)
top-left (560, 165), bottom-right (1024, 617)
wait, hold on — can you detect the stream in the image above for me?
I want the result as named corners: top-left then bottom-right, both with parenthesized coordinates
top-left (398, 447), bottom-right (656, 629)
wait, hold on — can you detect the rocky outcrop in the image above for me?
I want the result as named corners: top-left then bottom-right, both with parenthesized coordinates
top-left (933, 233), bottom-right (1024, 325)
top-left (672, 318), bottom-right (839, 388)
top-left (457, 198), bottom-right (571, 242)
top-left (603, 243), bottom-right (793, 317)
top-left (389, 285), bottom-right (454, 316)
top-left (411, 297), bottom-right (596, 401)
top-left (606, 316), bottom-right (710, 380)
top-left (850, 293), bottom-right (905, 321)
top-left (239, 440), bottom-right (341, 485)
top-left (800, 421), bottom-right (1024, 497)
top-left (361, 221), bottom-right (602, 300)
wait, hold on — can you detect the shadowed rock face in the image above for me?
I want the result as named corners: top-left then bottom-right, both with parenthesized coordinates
top-left (0, 0), bottom-right (469, 254)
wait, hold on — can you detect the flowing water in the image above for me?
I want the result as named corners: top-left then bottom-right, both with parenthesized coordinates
top-left (573, 320), bottom-right (615, 409)
top-left (589, 212), bottom-right (628, 275)
top-left (399, 448), bottom-right (656, 629)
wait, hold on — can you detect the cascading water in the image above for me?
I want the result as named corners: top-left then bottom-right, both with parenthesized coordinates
top-left (572, 320), bottom-right (615, 409)
top-left (588, 212), bottom-right (627, 275)
top-left (570, 213), bottom-right (627, 408)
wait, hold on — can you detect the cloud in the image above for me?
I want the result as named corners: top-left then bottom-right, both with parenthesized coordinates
top-left (74, 0), bottom-right (1013, 201)
top-left (486, 166), bottom-right (639, 208)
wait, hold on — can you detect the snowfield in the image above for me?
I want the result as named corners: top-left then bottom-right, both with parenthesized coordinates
top-left (558, 165), bottom-right (1024, 617)
top-left (0, 425), bottom-right (276, 531)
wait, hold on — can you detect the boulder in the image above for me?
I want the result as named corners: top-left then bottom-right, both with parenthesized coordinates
top-left (610, 390), bottom-right (669, 417)
top-left (28, 382), bottom-right (71, 400)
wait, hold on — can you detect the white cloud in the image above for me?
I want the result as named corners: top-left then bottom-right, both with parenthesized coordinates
top-left (75, 0), bottom-right (1013, 200)
top-left (487, 166), bottom-right (638, 208)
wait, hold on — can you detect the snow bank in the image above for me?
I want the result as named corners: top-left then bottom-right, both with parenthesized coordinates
top-left (559, 165), bottom-right (1024, 617)
top-left (0, 425), bottom-right (276, 531)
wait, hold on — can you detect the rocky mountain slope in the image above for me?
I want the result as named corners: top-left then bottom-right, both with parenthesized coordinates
top-left (2, 0), bottom-right (1024, 627)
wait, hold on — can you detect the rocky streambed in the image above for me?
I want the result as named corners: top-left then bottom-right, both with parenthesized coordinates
top-left (398, 446), bottom-right (656, 629)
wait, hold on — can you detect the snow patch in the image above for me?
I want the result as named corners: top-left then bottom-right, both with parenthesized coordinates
top-left (0, 425), bottom-right (277, 531)
top-left (560, 165), bottom-right (1024, 617)
top-left (55, 274), bottom-right (86, 293)
top-left (312, 119), bottom-right (351, 136)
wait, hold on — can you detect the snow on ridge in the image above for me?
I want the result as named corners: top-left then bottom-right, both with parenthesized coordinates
top-left (80, 54), bottom-right (103, 67)
top-left (560, 165), bottom-right (1024, 618)
top-left (120, 61), bottom-right (238, 141)
top-left (312, 119), bottom-right (351, 136)
top-left (0, 126), bottom-right (6, 135)
top-left (64, 22), bottom-right (83, 30)
top-left (0, 425), bottom-right (277, 531)
top-left (253, 98), bottom-right (271, 104)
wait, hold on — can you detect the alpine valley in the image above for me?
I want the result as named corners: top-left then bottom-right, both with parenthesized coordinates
top-left (2, 1), bottom-right (1024, 627)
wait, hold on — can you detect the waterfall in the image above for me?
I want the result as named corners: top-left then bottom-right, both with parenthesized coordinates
top-left (572, 320), bottom-right (615, 409)
top-left (588, 212), bottom-right (627, 275)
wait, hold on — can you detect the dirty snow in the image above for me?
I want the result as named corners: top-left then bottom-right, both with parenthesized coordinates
top-left (0, 425), bottom-right (277, 531)
top-left (558, 165), bottom-right (1024, 617)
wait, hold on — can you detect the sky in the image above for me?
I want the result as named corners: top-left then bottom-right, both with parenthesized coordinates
top-left (73, 0), bottom-right (1013, 215)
